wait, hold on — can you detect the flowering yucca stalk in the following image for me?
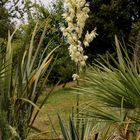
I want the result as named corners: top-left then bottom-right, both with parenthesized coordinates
top-left (61, 0), bottom-right (97, 80)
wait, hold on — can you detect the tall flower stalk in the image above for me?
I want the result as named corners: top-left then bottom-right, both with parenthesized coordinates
top-left (61, 0), bottom-right (97, 133)
top-left (61, 0), bottom-right (97, 79)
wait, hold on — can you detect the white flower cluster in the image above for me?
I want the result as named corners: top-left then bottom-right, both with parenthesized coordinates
top-left (61, 0), bottom-right (97, 80)
top-left (72, 74), bottom-right (79, 81)
top-left (84, 28), bottom-right (97, 47)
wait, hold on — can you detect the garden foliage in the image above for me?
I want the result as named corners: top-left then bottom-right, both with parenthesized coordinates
top-left (0, 22), bottom-right (57, 139)
top-left (75, 36), bottom-right (140, 139)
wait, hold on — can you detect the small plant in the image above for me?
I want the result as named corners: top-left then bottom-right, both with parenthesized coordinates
top-left (58, 113), bottom-right (94, 140)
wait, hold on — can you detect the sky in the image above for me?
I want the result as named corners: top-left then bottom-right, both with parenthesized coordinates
top-left (11, 0), bottom-right (57, 25)
top-left (40, 0), bottom-right (55, 5)
top-left (32, 0), bottom-right (56, 8)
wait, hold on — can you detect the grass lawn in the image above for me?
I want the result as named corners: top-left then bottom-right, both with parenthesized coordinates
top-left (29, 82), bottom-right (89, 139)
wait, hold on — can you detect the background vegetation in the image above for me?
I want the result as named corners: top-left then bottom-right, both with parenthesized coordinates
top-left (0, 0), bottom-right (140, 139)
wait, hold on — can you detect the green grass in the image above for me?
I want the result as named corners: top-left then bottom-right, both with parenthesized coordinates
top-left (29, 84), bottom-right (89, 139)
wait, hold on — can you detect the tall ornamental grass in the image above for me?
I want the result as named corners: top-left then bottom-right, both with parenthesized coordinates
top-left (0, 22), bottom-right (58, 140)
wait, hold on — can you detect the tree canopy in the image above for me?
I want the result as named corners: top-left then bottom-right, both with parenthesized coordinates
top-left (85, 0), bottom-right (140, 62)
top-left (0, 7), bottom-right (13, 38)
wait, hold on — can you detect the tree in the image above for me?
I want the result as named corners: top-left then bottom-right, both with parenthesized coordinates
top-left (18, 0), bottom-right (75, 85)
top-left (0, 7), bottom-right (13, 38)
top-left (0, 0), bottom-right (34, 38)
top-left (85, 0), bottom-right (140, 62)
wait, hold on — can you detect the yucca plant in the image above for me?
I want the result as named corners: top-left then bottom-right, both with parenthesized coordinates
top-left (58, 113), bottom-right (95, 140)
top-left (74, 36), bottom-right (140, 139)
top-left (0, 21), bottom-right (58, 139)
